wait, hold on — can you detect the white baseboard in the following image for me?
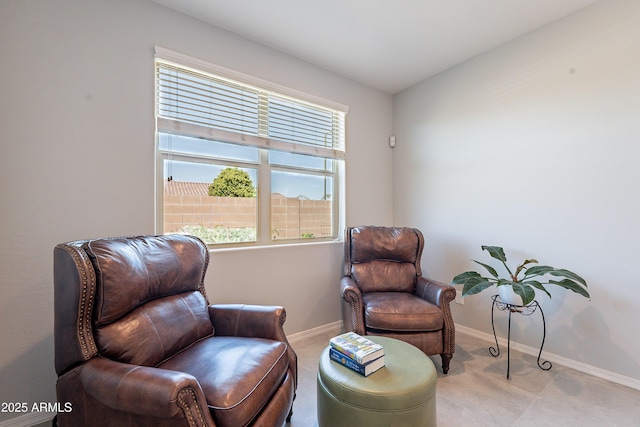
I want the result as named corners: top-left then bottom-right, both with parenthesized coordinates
top-left (287, 321), bottom-right (342, 343)
top-left (455, 324), bottom-right (640, 391)
top-left (0, 411), bottom-right (54, 427)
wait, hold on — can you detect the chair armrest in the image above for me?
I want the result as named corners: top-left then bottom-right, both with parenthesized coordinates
top-left (414, 277), bottom-right (456, 308)
top-left (209, 304), bottom-right (298, 390)
top-left (415, 277), bottom-right (457, 356)
top-left (340, 276), bottom-right (365, 335)
top-left (80, 357), bottom-right (214, 425)
top-left (340, 276), bottom-right (362, 301)
top-left (208, 304), bottom-right (288, 341)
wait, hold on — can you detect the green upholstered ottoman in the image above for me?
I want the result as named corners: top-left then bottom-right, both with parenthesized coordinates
top-left (317, 336), bottom-right (437, 427)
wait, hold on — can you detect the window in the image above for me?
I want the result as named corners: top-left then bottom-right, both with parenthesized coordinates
top-left (155, 48), bottom-right (347, 247)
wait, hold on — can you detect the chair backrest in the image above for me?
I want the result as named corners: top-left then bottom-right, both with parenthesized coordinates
top-left (343, 226), bottom-right (424, 293)
top-left (54, 234), bottom-right (211, 375)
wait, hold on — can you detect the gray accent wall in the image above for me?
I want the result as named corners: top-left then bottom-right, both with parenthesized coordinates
top-left (393, 0), bottom-right (640, 384)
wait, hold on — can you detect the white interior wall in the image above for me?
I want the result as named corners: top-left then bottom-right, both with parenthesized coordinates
top-left (0, 0), bottom-right (393, 422)
top-left (393, 0), bottom-right (640, 384)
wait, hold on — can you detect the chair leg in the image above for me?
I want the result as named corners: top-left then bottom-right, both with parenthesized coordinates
top-left (441, 353), bottom-right (453, 374)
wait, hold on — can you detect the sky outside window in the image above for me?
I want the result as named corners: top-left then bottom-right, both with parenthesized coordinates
top-left (161, 133), bottom-right (334, 200)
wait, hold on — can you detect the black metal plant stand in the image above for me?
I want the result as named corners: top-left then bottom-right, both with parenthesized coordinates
top-left (490, 294), bottom-right (552, 379)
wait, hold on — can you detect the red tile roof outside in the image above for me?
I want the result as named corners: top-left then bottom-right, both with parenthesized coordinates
top-left (164, 180), bottom-right (286, 198)
top-left (164, 180), bottom-right (209, 196)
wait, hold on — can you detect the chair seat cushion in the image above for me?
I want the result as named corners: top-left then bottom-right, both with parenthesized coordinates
top-left (158, 336), bottom-right (289, 427)
top-left (363, 292), bottom-right (444, 332)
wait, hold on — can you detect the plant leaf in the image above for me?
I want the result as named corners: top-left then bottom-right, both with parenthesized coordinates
top-left (462, 278), bottom-right (495, 297)
top-left (549, 279), bottom-right (591, 299)
top-left (511, 282), bottom-right (536, 306)
top-left (522, 280), bottom-right (552, 299)
top-left (473, 260), bottom-right (499, 278)
top-left (451, 271), bottom-right (483, 285)
top-left (513, 259), bottom-right (538, 280)
top-left (496, 278), bottom-right (514, 287)
top-left (481, 246), bottom-right (507, 262)
top-left (549, 269), bottom-right (587, 286)
top-left (524, 265), bottom-right (555, 277)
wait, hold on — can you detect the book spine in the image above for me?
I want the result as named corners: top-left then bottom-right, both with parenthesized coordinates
top-left (330, 342), bottom-right (381, 364)
top-left (329, 348), bottom-right (366, 376)
top-left (329, 341), bottom-right (358, 361)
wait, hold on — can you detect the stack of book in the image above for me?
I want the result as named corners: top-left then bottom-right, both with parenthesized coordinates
top-left (329, 332), bottom-right (385, 376)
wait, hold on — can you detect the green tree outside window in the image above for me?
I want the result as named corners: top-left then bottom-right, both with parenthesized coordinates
top-left (208, 167), bottom-right (256, 197)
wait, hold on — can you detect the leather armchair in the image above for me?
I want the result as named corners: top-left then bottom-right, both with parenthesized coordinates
top-left (340, 226), bottom-right (456, 373)
top-left (53, 234), bottom-right (297, 427)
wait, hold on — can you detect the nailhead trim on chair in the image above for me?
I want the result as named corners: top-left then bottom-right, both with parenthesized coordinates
top-left (59, 244), bottom-right (98, 360)
top-left (441, 287), bottom-right (456, 355)
top-left (178, 387), bottom-right (206, 427)
top-left (349, 295), bottom-right (363, 334)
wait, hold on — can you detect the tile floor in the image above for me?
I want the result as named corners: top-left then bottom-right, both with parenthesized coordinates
top-left (287, 331), bottom-right (640, 427)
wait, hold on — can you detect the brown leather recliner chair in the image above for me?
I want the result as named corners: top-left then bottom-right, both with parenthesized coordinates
top-left (340, 226), bottom-right (456, 373)
top-left (53, 234), bottom-right (297, 427)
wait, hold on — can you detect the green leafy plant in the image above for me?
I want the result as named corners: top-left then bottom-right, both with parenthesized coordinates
top-left (452, 245), bottom-right (590, 306)
top-left (208, 167), bottom-right (256, 197)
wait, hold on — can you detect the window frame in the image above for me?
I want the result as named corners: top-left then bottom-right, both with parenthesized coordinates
top-left (154, 47), bottom-right (347, 248)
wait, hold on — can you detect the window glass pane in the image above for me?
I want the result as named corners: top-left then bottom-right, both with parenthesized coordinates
top-left (159, 133), bottom-right (259, 162)
top-left (270, 171), bottom-right (333, 240)
top-left (269, 150), bottom-right (333, 171)
top-left (163, 159), bottom-right (257, 244)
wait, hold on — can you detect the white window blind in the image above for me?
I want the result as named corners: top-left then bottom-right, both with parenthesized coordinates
top-left (156, 58), bottom-right (346, 160)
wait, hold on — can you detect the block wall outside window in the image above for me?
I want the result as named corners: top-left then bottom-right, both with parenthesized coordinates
top-left (164, 181), bottom-right (332, 243)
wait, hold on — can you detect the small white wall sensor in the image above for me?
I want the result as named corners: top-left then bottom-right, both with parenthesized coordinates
top-left (389, 135), bottom-right (396, 148)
